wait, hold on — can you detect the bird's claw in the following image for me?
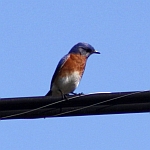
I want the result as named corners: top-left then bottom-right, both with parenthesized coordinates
top-left (71, 92), bottom-right (84, 96)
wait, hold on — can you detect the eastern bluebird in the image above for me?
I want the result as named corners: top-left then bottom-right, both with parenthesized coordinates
top-left (46, 42), bottom-right (100, 97)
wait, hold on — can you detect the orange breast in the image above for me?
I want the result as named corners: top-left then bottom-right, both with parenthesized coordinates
top-left (59, 54), bottom-right (87, 77)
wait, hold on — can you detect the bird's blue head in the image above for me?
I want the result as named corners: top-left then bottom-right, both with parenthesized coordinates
top-left (68, 42), bottom-right (100, 58)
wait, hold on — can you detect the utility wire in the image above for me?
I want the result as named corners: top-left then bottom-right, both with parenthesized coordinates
top-left (1, 90), bottom-right (149, 120)
top-left (0, 94), bottom-right (83, 120)
top-left (53, 90), bottom-right (149, 117)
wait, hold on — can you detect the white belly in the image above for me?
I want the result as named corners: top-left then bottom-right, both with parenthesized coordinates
top-left (51, 71), bottom-right (81, 96)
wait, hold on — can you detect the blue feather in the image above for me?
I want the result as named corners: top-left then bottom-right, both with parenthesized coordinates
top-left (50, 54), bottom-right (69, 89)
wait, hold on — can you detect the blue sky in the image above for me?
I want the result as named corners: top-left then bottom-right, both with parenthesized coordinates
top-left (0, 1), bottom-right (150, 150)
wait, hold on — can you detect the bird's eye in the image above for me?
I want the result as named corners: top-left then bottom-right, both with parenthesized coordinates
top-left (85, 48), bottom-right (91, 53)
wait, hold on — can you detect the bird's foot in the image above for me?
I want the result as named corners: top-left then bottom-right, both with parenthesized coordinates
top-left (70, 92), bottom-right (84, 96)
top-left (63, 94), bottom-right (69, 100)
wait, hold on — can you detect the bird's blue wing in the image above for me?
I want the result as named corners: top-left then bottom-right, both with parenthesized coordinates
top-left (50, 54), bottom-right (69, 89)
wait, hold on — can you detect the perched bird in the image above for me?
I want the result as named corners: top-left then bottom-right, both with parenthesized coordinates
top-left (46, 42), bottom-right (100, 97)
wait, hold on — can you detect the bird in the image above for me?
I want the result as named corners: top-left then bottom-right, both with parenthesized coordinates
top-left (46, 42), bottom-right (100, 98)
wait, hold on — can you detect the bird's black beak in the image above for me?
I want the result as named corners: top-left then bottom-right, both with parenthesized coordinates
top-left (93, 50), bottom-right (100, 54)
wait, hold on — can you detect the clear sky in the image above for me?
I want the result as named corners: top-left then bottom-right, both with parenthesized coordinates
top-left (0, 1), bottom-right (150, 150)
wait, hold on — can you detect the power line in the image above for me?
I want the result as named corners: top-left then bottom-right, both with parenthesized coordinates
top-left (53, 90), bottom-right (147, 117)
top-left (0, 90), bottom-right (150, 120)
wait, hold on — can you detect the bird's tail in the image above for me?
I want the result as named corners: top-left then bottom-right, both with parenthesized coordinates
top-left (45, 90), bottom-right (52, 96)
